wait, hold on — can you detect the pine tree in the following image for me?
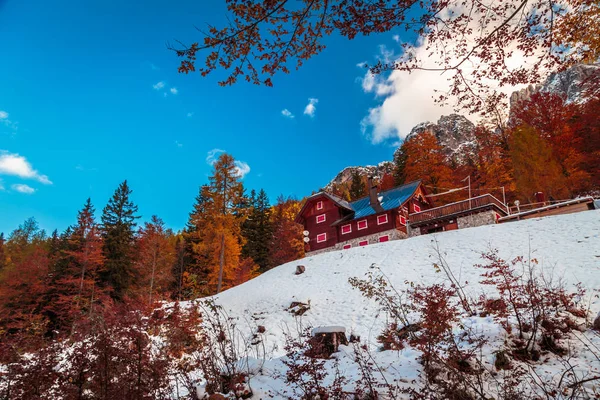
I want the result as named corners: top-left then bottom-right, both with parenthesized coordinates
top-left (393, 145), bottom-right (408, 186)
top-left (100, 181), bottom-right (139, 300)
top-left (349, 170), bottom-right (366, 200)
top-left (0, 233), bottom-right (6, 272)
top-left (242, 188), bottom-right (273, 272)
top-left (47, 199), bottom-right (106, 330)
top-left (170, 234), bottom-right (187, 300)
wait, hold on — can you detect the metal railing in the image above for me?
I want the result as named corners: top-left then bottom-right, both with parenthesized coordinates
top-left (410, 194), bottom-right (508, 225)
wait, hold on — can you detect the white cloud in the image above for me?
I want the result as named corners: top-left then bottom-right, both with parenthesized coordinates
top-left (303, 98), bottom-right (319, 117)
top-left (170, 87), bottom-right (178, 95)
top-left (0, 179), bottom-right (4, 191)
top-left (234, 161), bottom-right (251, 178)
top-left (0, 111), bottom-right (8, 120)
top-left (153, 81), bottom-right (165, 90)
top-left (187, 112), bottom-right (194, 117)
top-left (12, 183), bottom-right (35, 194)
top-left (206, 149), bottom-right (250, 178)
top-left (281, 109), bottom-right (294, 118)
top-left (206, 148), bottom-right (225, 165)
top-left (0, 151), bottom-right (52, 184)
top-left (175, 140), bottom-right (183, 148)
top-left (359, 6), bottom-right (537, 144)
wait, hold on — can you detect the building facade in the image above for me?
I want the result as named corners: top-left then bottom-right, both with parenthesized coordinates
top-left (295, 180), bottom-right (432, 254)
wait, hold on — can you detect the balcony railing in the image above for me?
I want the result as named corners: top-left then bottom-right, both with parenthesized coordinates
top-left (410, 194), bottom-right (508, 225)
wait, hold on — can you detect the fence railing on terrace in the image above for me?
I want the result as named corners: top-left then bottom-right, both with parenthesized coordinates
top-left (410, 194), bottom-right (508, 225)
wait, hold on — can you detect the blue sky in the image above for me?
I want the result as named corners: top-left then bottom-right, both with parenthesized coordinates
top-left (0, 0), bottom-right (436, 235)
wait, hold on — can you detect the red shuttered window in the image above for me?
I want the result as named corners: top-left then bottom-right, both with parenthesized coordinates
top-left (359, 240), bottom-right (369, 246)
top-left (378, 235), bottom-right (389, 243)
top-left (399, 215), bottom-right (407, 226)
top-left (343, 244), bottom-right (352, 250)
top-left (316, 214), bottom-right (326, 224)
top-left (316, 233), bottom-right (327, 243)
top-left (377, 214), bottom-right (388, 225)
top-left (316, 201), bottom-right (323, 210)
top-left (341, 224), bottom-right (352, 234)
top-left (357, 220), bottom-right (368, 230)
top-left (414, 204), bottom-right (421, 213)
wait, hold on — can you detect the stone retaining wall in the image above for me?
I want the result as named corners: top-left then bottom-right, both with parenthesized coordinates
top-left (457, 210), bottom-right (497, 229)
top-left (306, 228), bottom-right (407, 256)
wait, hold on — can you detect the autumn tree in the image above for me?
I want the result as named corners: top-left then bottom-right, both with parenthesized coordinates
top-left (171, 0), bottom-right (598, 115)
top-left (194, 153), bottom-right (247, 294)
top-left (0, 218), bottom-right (50, 337)
top-left (349, 170), bottom-right (366, 200)
top-left (379, 172), bottom-right (396, 191)
top-left (242, 189), bottom-right (274, 272)
top-left (403, 132), bottom-right (454, 195)
top-left (101, 180), bottom-right (140, 300)
top-left (135, 215), bottom-right (175, 305)
top-left (270, 196), bottom-right (304, 267)
top-left (510, 124), bottom-right (568, 202)
top-left (511, 92), bottom-right (590, 195)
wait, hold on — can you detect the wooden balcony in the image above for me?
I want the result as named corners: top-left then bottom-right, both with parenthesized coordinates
top-left (410, 194), bottom-right (508, 226)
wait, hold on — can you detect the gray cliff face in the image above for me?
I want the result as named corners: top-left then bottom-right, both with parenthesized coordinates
top-left (510, 63), bottom-right (600, 108)
top-left (405, 114), bottom-right (477, 164)
top-left (324, 162), bottom-right (394, 191)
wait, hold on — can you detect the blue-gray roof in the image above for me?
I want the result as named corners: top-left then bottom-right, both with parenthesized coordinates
top-left (349, 180), bottom-right (421, 220)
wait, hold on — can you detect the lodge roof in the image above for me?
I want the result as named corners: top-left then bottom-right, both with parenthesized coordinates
top-left (295, 180), bottom-right (423, 224)
top-left (349, 180), bottom-right (422, 219)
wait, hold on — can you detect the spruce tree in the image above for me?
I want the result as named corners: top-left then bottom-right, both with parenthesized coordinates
top-left (0, 233), bottom-right (5, 272)
top-left (100, 180), bottom-right (139, 300)
top-left (349, 170), bottom-right (366, 200)
top-left (393, 144), bottom-right (408, 186)
top-left (242, 188), bottom-right (273, 272)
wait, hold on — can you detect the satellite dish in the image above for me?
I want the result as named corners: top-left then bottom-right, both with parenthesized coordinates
top-left (303, 237), bottom-right (310, 243)
top-left (303, 230), bottom-right (309, 236)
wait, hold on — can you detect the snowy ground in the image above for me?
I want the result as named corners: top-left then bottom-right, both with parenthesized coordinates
top-left (188, 210), bottom-right (600, 398)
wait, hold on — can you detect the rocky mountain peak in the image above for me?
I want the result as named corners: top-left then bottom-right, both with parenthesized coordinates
top-left (510, 63), bottom-right (600, 108)
top-left (324, 162), bottom-right (394, 191)
top-left (405, 114), bottom-right (477, 164)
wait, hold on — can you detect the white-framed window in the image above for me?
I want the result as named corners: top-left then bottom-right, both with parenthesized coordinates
top-left (341, 224), bottom-right (352, 235)
top-left (414, 204), bottom-right (421, 213)
top-left (316, 201), bottom-right (323, 210)
top-left (316, 233), bottom-right (327, 243)
top-left (357, 220), bottom-right (368, 230)
top-left (343, 244), bottom-right (352, 250)
top-left (316, 214), bottom-right (326, 224)
top-left (359, 240), bottom-right (369, 246)
top-left (399, 215), bottom-right (407, 226)
top-left (378, 235), bottom-right (389, 243)
top-left (377, 214), bottom-right (388, 225)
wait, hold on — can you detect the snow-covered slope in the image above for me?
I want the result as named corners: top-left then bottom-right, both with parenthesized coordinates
top-left (208, 210), bottom-right (600, 355)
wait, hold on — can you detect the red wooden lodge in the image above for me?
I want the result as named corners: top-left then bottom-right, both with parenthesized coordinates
top-left (295, 179), bottom-right (509, 254)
